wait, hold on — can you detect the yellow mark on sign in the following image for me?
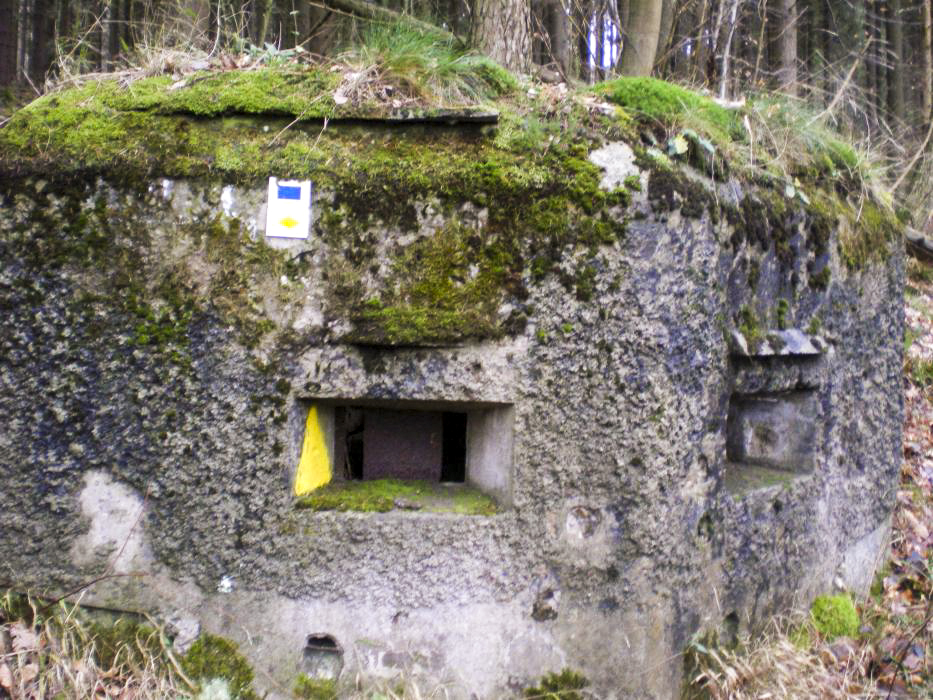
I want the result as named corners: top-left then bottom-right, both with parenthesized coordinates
top-left (279, 217), bottom-right (299, 229)
top-left (294, 405), bottom-right (332, 496)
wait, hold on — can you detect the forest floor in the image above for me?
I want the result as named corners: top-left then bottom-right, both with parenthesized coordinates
top-left (870, 260), bottom-right (933, 697)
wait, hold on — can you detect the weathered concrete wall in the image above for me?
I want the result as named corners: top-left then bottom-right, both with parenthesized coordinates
top-left (0, 121), bottom-right (903, 698)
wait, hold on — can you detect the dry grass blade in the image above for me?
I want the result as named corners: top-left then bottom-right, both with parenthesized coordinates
top-left (687, 613), bottom-right (886, 700)
top-left (0, 594), bottom-right (189, 700)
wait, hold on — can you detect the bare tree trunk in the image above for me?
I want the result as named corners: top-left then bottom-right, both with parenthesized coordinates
top-left (693, 0), bottom-right (711, 84)
top-left (923, 0), bottom-right (932, 120)
top-left (886, 0), bottom-right (904, 121)
top-left (176, 0), bottom-right (211, 41)
top-left (801, 0), bottom-right (815, 89)
top-left (595, 5), bottom-right (605, 78)
top-left (833, 0), bottom-right (866, 107)
top-left (619, 0), bottom-right (661, 75)
top-left (0, 0), bottom-right (17, 84)
top-left (17, 0), bottom-right (27, 80)
top-left (716, 0), bottom-right (740, 98)
top-left (315, 0), bottom-right (455, 38)
top-left (58, 0), bottom-right (73, 48)
top-left (109, 0), bottom-right (122, 59)
top-left (535, 0), bottom-right (570, 73)
top-left (470, 0), bottom-right (531, 72)
top-left (654, 0), bottom-right (674, 69)
top-left (668, 0), bottom-right (692, 78)
top-left (751, 0), bottom-right (767, 86)
top-left (254, 0), bottom-right (273, 44)
top-left (532, 0), bottom-right (547, 64)
top-left (306, 8), bottom-right (337, 55)
top-left (572, 0), bottom-right (593, 81)
top-left (447, 0), bottom-right (468, 34)
top-left (866, 0), bottom-right (881, 125)
top-left (29, 0), bottom-right (54, 81)
top-left (293, 0), bottom-right (311, 46)
top-left (547, 0), bottom-right (571, 75)
top-left (98, 0), bottom-right (111, 70)
top-left (775, 0), bottom-right (798, 94)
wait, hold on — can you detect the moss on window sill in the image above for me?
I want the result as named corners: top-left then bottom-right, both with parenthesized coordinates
top-left (295, 478), bottom-right (499, 515)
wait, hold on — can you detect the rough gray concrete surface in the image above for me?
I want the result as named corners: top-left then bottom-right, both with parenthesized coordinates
top-left (0, 128), bottom-right (904, 699)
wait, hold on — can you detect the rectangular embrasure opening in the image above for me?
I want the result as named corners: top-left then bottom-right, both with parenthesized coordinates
top-left (724, 389), bottom-right (818, 492)
top-left (294, 399), bottom-right (513, 510)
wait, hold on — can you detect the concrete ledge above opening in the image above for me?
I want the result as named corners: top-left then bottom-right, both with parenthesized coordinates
top-left (730, 328), bottom-right (827, 357)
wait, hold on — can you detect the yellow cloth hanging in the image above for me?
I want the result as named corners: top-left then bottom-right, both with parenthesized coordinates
top-left (294, 405), bottom-right (332, 496)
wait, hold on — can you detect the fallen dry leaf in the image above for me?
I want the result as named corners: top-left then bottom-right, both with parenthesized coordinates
top-left (10, 623), bottom-right (39, 652)
top-left (19, 662), bottom-right (38, 683)
top-left (903, 509), bottom-right (930, 540)
top-left (0, 663), bottom-right (12, 690)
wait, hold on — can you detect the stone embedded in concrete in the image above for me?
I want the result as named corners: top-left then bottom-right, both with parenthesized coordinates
top-left (838, 518), bottom-right (892, 595)
top-left (587, 141), bottom-right (642, 191)
top-left (731, 328), bottom-right (825, 357)
top-left (69, 470), bottom-right (152, 575)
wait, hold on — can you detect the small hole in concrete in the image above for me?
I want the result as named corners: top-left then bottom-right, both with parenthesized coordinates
top-left (724, 611), bottom-right (740, 646)
top-left (303, 634), bottom-right (343, 681)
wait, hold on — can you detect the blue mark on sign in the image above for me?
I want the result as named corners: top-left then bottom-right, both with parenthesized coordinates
top-left (277, 184), bottom-right (301, 200)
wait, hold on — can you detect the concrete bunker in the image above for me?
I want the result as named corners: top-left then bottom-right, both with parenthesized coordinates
top-left (0, 70), bottom-right (906, 699)
top-left (295, 399), bottom-right (514, 506)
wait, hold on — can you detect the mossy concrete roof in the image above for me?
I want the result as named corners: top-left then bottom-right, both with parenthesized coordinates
top-left (0, 69), bottom-right (900, 280)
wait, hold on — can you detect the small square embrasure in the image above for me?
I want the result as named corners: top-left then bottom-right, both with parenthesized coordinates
top-left (726, 390), bottom-right (817, 472)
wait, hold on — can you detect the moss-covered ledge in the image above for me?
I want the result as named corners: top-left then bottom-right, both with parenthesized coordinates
top-left (0, 69), bottom-right (902, 348)
top-left (295, 479), bottom-right (499, 515)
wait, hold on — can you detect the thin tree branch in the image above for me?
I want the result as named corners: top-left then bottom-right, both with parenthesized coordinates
top-left (893, 115), bottom-right (933, 193)
top-left (885, 594), bottom-right (933, 700)
top-left (807, 38), bottom-right (872, 126)
top-left (307, 0), bottom-right (458, 42)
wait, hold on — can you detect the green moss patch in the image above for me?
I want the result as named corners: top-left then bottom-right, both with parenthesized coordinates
top-left (0, 72), bottom-right (629, 350)
top-left (344, 221), bottom-right (509, 345)
top-left (296, 479), bottom-right (499, 515)
top-left (598, 77), bottom-right (741, 143)
top-left (810, 594), bottom-right (859, 640)
top-left (182, 634), bottom-right (258, 700)
top-left (723, 465), bottom-right (797, 494)
top-left (523, 668), bottom-right (589, 700)
top-left (109, 68), bottom-right (340, 118)
top-left (293, 674), bottom-right (337, 699)
top-left (840, 200), bottom-right (901, 270)
top-left (104, 65), bottom-right (506, 123)
top-left (0, 66), bottom-right (901, 360)
top-left (737, 305), bottom-right (763, 351)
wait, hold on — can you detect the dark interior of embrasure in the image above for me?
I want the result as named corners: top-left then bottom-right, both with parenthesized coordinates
top-left (333, 406), bottom-right (467, 483)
